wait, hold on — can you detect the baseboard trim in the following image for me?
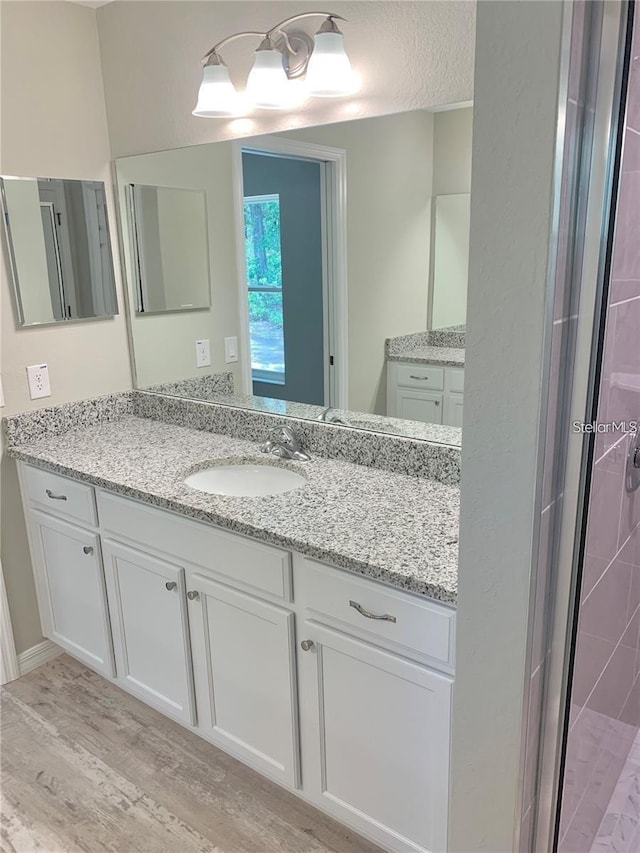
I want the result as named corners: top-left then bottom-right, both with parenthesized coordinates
top-left (18, 640), bottom-right (62, 677)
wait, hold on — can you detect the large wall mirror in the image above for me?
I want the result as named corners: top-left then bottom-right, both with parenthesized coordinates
top-left (115, 106), bottom-right (472, 446)
top-left (1, 176), bottom-right (119, 325)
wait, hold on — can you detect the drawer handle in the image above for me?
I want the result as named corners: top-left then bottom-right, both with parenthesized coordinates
top-left (435, 401), bottom-right (440, 406)
top-left (409, 375), bottom-right (429, 381)
top-left (82, 546), bottom-right (94, 556)
top-left (187, 590), bottom-right (200, 601)
top-left (165, 581), bottom-right (177, 591)
top-left (300, 639), bottom-right (315, 651)
top-left (45, 489), bottom-right (68, 501)
top-left (349, 600), bottom-right (397, 623)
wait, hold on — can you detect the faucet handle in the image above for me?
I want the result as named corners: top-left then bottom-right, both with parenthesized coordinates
top-left (268, 425), bottom-right (300, 451)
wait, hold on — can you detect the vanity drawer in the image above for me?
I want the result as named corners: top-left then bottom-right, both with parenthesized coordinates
top-left (446, 368), bottom-right (465, 394)
top-left (396, 363), bottom-right (444, 391)
top-left (22, 465), bottom-right (97, 527)
top-left (97, 491), bottom-right (292, 602)
top-left (302, 559), bottom-right (455, 669)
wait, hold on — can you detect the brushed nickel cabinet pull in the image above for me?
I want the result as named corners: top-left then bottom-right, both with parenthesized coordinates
top-left (165, 581), bottom-right (177, 591)
top-left (349, 600), bottom-right (397, 623)
top-left (46, 489), bottom-right (67, 501)
top-left (187, 590), bottom-right (200, 601)
top-left (82, 546), bottom-right (94, 555)
top-left (300, 639), bottom-right (314, 651)
top-left (409, 375), bottom-right (429, 381)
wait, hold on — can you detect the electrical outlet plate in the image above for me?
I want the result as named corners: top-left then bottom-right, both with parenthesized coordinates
top-left (224, 336), bottom-right (239, 363)
top-left (27, 364), bottom-right (51, 400)
top-left (195, 339), bottom-right (211, 368)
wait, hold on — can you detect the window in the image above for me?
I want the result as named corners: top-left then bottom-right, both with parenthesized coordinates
top-left (243, 194), bottom-right (285, 384)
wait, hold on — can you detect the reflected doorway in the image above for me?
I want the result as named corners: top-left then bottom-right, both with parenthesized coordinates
top-left (235, 139), bottom-right (348, 409)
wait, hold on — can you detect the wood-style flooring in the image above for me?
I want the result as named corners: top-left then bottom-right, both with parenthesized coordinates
top-left (1, 655), bottom-right (381, 853)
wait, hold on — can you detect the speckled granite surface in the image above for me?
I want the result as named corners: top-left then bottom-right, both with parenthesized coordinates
top-left (3, 393), bottom-right (133, 446)
top-left (141, 389), bottom-right (462, 446)
top-left (133, 392), bottom-right (461, 483)
top-left (8, 416), bottom-right (459, 603)
top-left (429, 326), bottom-right (466, 348)
top-left (4, 391), bottom-right (461, 483)
top-left (143, 372), bottom-right (234, 399)
top-left (387, 345), bottom-right (466, 367)
top-left (386, 327), bottom-right (466, 363)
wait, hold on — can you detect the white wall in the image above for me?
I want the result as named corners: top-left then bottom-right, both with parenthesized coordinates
top-left (282, 111), bottom-right (435, 414)
top-left (0, 0), bottom-right (132, 654)
top-left (449, 2), bottom-right (565, 851)
top-left (116, 145), bottom-right (245, 389)
top-left (433, 106), bottom-right (474, 195)
top-left (96, 0), bottom-right (475, 158)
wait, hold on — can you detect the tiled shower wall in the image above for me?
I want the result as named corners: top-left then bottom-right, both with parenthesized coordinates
top-left (559, 6), bottom-right (640, 851)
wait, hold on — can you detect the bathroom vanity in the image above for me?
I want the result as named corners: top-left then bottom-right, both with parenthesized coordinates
top-left (386, 330), bottom-right (466, 428)
top-left (9, 399), bottom-right (459, 853)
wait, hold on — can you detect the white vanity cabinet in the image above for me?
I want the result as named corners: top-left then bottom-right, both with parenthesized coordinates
top-left (19, 462), bottom-right (455, 853)
top-left (388, 361), bottom-right (464, 428)
top-left (20, 467), bottom-right (114, 677)
top-left (101, 541), bottom-right (196, 725)
top-left (296, 558), bottom-right (454, 853)
top-left (186, 571), bottom-right (301, 788)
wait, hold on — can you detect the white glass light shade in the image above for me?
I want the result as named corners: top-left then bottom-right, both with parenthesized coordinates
top-left (193, 64), bottom-right (240, 117)
top-left (247, 49), bottom-right (303, 109)
top-left (306, 32), bottom-right (358, 97)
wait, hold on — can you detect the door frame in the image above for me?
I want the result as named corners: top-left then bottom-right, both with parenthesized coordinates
top-left (232, 136), bottom-right (348, 408)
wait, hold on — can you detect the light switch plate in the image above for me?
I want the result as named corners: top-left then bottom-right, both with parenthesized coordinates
top-left (224, 336), bottom-right (239, 363)
top-left (195, 339), bottom-right (211, 368)
top-left (27, 364), bottom-right (51, 399)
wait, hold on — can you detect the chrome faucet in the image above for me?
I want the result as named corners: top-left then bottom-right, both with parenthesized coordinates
top-left (261, 425), bottom-right (311, 462)
top-left (317, 406), bottom-right (350, 425)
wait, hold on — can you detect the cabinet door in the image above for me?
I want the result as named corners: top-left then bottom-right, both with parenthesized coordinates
top-left (444, 393), bottom-right (464, 427)
top-left (188, 572), bottom-right (300, 788)
top-left (30, 511), bottom-right (114, 676)
top-left (102, 541), bottom-right (195, 725)
top-left (394, 388), bottom-right (443, 424)
top-left (298, 623), bottom-right (452, 853)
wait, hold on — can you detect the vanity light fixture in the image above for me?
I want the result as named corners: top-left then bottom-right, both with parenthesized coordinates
top-left (193, 12), bottom-right (358, 117)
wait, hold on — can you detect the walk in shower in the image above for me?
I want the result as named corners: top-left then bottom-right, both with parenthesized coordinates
top-left (555, 2), bottom-right (640, 850)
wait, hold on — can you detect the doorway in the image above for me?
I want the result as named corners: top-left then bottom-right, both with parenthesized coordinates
top-left (242, 151), bottom-right (325, 405)
top-left (234, 138), bottom-right (348, 409)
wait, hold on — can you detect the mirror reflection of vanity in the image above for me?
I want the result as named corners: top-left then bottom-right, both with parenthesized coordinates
top-left (113, 105), bottom-right (471, 444)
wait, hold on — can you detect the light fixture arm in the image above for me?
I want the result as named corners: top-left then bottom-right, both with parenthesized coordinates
top-left (200, 12), bottom-right (347, 67)
top-left (266, 11), bottom-right (346, 39)
top-left (201, 31), bottom-right (266, 66)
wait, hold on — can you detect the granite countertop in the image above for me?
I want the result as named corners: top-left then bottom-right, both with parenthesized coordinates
top-left (9, 415), bottom-right (459, 604)
top-left (387, 345), bottom-right (466, 367)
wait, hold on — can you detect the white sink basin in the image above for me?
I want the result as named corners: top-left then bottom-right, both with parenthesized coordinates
top-left (184, 462), bottom-right (307, 497)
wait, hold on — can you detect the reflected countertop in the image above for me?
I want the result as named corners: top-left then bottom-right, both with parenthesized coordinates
top-left (385, 327), bottom-right (466, 367)
top-left (386, 345), bottom-right (466, 367)
top-left (7, 414), bottom-right (460, 605)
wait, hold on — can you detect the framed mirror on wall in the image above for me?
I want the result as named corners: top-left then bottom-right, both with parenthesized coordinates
top-left (128, 184), bottom-right (211, 314)
top-left (115, 106), bottom-right (472, 445)
top-left (0, 176), bottom-right (119, 326)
